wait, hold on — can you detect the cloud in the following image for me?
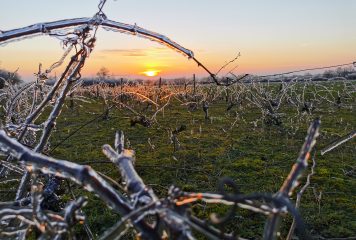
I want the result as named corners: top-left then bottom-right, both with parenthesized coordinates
top-left (100, 47), bottom-right (172, 57)
top-left (101, 49), bottom-right (147, 57)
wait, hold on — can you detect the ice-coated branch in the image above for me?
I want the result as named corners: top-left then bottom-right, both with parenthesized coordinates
top-left (35, 54), bottom-right (86, 152)
top-left (0, 206), bottom-right (33, 223)
top-left (0, 17), bottom-right (254, 86)
top-left (286, 153), bottom-right (316, 240)
top-left (263, 119), bottom-right (320, 240)
top-left (0, 47), bottom-right (83, 183)
top-left (0, 131), bottom-right (129, 211)
top-left (102, 132), bottom-right (157, 204)
top-left (15, 46), bottom-right (91, 201)
top-left (63, 197), bottom-right (87, 229)
top-left (0, 130), bottom-right (160, 239)
top-left (279, 119), bottom-right (320, 195)
top-left (15, 51), bottom-right (81, 143)
top-left (0, 18), bottom-right (194, 58)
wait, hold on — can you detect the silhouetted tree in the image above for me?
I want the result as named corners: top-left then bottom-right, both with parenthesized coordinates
top-left (0, 68), bottom-right (22, 88)
top-left (96, 67), bottom-right (110, 81)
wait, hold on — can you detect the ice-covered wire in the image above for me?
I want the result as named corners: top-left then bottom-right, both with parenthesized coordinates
top-left (258, 62), bottom-right (356, 78)
top-left (321, 130), bottom-right (355, 155)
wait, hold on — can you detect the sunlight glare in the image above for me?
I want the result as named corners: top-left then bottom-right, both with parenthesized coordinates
top-left (142, 70), bottom-right (160, 77)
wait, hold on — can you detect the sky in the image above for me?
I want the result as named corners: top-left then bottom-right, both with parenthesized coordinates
top-left (0, 0), bottom-right (356, 81)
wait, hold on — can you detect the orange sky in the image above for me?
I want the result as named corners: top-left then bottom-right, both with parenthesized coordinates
top-left (1, 1), bottom-right (356, 80)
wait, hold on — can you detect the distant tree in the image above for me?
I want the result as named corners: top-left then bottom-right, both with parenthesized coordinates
top-left (96, 67), bottom-right (110, 81)
top-left (336, 66), bottom-right (354, 77)
top-left (303, 73), bottom-right (313, 78)
top-left (322, 70), bottom-right (336, 79)
top-left (0, 69), bottom-right (22, 89)
top-left (135, 79), bottom-right (144, 85)
top-left (172, 78), bottom-right (188, 86)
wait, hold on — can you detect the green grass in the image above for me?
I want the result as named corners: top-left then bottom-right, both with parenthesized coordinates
top-left (42, 90), bottom-right (355, 239)
top-left (1, 83), bottom-right (355, 239)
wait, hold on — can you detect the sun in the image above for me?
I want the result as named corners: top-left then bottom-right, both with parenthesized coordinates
top-left (142, 70), bottom-right (160, 77)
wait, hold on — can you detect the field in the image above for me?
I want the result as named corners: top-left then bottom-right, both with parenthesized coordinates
top-left (1, 0), bottom-right (356, 239)
top-left (3, 82), bottom-right (350, 239)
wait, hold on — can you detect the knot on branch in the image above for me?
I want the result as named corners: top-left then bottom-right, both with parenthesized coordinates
top-left (38, 24), bottom-right (49, 33)
top-left (91, 12), bottom-right (108, 25)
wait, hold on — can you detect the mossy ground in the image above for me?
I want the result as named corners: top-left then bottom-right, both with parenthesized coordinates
top-left (1, 83), bottom-right (355, 239)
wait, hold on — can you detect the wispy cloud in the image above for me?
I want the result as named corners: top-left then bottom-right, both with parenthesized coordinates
top-left (101, 49), bottom-right (147, 57)
top-left (101, 47), bottom-right (171, 57)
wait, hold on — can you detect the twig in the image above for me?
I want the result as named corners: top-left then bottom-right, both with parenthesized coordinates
top-left (286, 152), bottom-right (317, 240)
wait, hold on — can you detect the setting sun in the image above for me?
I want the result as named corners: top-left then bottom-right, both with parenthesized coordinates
top-left (142, 70), bottom-right (160, 77)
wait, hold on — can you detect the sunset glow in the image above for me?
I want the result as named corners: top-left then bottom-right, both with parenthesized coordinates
top-left (142, 70), bottom-right (160, 77)
top-left (0, 1), bottom-right (355, 81)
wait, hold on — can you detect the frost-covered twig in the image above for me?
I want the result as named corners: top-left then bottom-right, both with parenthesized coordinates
top-left (102, 131), bottom-right (157, 204)
top-left (264, 119), bottom-right (320, 240)
top-left (286, 151), bottom-right (316, 240)
top-left (0, 130), bottom-right (160, 239)
top-left (15, 42), bottom-right (93, 201)
top-left (215, 53), bottom-right (241, 76)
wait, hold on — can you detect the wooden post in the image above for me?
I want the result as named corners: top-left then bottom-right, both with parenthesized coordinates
top-left (226, 78), bottom-right (230, 102)
top-left (193, 74), bottom-right (196, 96)
top-left (184, 81), bottom-right (188, 98)
top-left (69, 92), bottom-right (74, 109)
top-left (203, 101), bottom-right (209, 120)
top-left (120, 78), bottom-right (124, 103)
